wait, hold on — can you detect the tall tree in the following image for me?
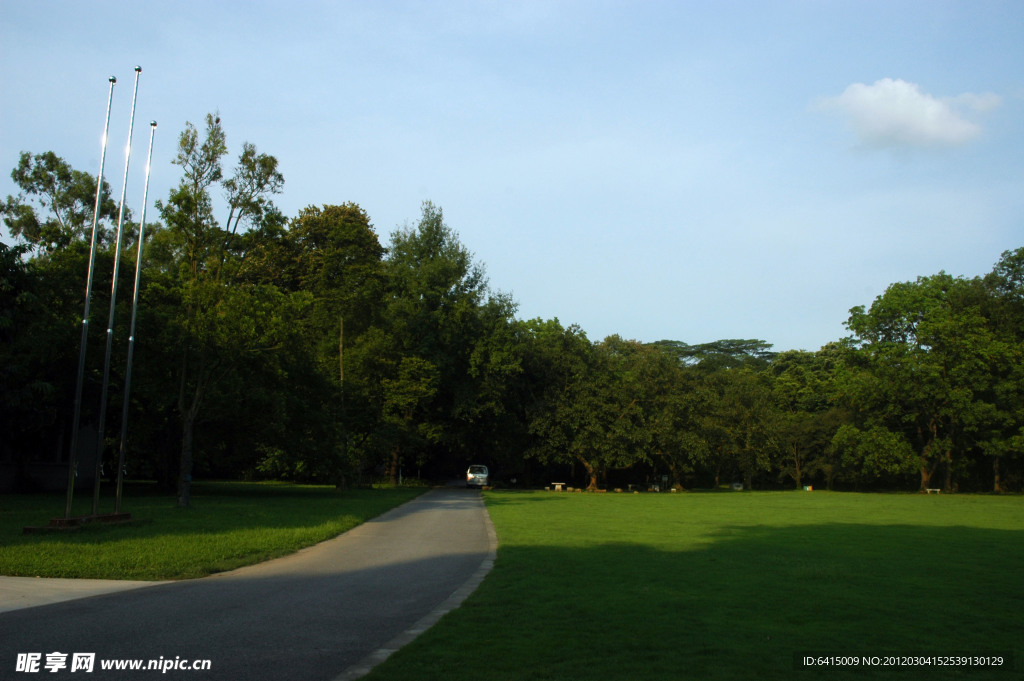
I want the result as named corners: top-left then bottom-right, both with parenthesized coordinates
top-left (381, 356), bottom-right (441, 484)
top-left (524, 326), bottom-right (649, 490)
top-left (708, 367), bottom-right (777, 490)
top-left (980, 247), bottom-right (1024, 492)
top-left (155, 113), bottom-right (288, 506)
top-left (254, 203), bottom-right (387, 484)
top-left (373, 201), bottom-right (513, 479)
top-left (769, 349), bottom-right (848, 489)
top-left (671, 340), bottom-right (776, 489)
top-left (656, 338), bottom-right (776, 370)
top-left (0, 243), bottom-right (54, 485)
top-left (285, 203), bottom-right (386, 369)
top-left (1, 151), bottom-right (132, 492)
top-left (618, 340), bottom-right (703, 489)
top-left (845, 272), bottom-right (1004, 491)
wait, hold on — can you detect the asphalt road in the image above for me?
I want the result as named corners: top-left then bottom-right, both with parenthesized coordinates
top-left (0, 487), bottom-right (496, 681)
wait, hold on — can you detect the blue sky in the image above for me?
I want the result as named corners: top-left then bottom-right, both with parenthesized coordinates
top-left (2, 1), bottom-right (1022, 351)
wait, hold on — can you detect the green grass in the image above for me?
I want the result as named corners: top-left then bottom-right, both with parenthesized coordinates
top-left (364, 491), bottom-right (1024, 681)
top-left (0, 481), bottom-right (424, 580)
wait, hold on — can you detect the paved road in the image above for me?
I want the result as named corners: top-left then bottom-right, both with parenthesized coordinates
top-left (0, 487), bottom-right (496, 681)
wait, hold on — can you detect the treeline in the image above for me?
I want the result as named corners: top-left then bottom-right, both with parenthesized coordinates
top-left (2, 116), bottom-right (1022, 501)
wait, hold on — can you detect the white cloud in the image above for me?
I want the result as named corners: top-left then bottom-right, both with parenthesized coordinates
top-left (819, 78), bottom-right (1001, 149)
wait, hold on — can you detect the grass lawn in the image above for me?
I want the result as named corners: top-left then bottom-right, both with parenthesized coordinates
top-left (364, 490), bottom-right (1024, 681)
top-left (0, 481), bottom-right (424, 580)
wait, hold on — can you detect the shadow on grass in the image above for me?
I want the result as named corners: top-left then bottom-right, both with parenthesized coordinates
top-left (369, 522), bottom-right (1024, 681)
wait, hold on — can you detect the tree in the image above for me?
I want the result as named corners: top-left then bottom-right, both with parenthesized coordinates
top-left (252, 203), bottom-right (388, 484)
top-left (655, 338), bottom-right (776, 370)
top-left (0, 243), bottom-right (55, 485)
top-left (595, 336), bottom-right (659, 487)
top-left (845, 272), bottom-right (1005, 491)
top-left (286, 203), bottom-right (385, 332)
top-left (828, 424), bottom-right (917, 483)
top-left (459, 294), bottom-right (526, 473)
top-left (523, 325), bottom-right (650, 490)
top-left (371, 201), bottom-right (515, 479)
top-left (155, 113), bottom-right (288, 506)
top-left (980, 247), bottom-right (1024, 492)
top-left (1, 150), bottom-right (138, 493)
top-left (708, 367), bottom-right (777, 490)
top-left (630, 341), bottom-right (704, 489)
top-left (769, 349), bottom-right (848, 489)
top-left (1, 151), bottom-right (120, 255)
top-left (381, 356), bottom-right (440, 484)
top-left (523, 320), bottom-right (594, 488)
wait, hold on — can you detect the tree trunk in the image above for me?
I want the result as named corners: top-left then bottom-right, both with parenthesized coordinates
top-left (919, 421), bottom-right (941, 492)
top-left (389, 447), bottom-right (400, 486)
top-left (668, 460), bottom-right (686, 491)
top-left (943, 450), bottom-right (953, 493)
top-left (919, 466), bottom-right (932, 492)
top-left (792, 447), bottom-right (802, 489)
top-left (177, 385), bottom-right (202, 508)
top-left (993, 456), bottom-right (1002, 494)
top-left (919, 456), bottom-right (943, 492)
top-left (176, 349), bottom-right (204, 508)
top-left (578, 455), bottom-right (598, 491)
top-left (177, 413), bottom-right (194, 508)
top-left (337, 315), bottom-right (347, 490)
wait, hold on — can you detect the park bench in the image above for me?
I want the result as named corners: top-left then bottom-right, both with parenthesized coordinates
top-left (926, 488), bottom-right (941, 494)
top-left (551, 482), bottom-right (566, 491)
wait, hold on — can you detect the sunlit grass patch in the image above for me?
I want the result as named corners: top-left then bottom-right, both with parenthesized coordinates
top-left (0, 482), bottom-right (423, 580)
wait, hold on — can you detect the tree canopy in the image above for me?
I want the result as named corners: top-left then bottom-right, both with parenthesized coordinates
top-left (2, 123), bottom-right (1022, 496)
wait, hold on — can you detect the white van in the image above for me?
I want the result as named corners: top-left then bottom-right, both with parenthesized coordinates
top-left (466, 465), bottom-right (489, 488)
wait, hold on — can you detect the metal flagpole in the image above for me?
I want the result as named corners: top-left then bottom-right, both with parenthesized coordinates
top-left (65, 75), bottom-right (117, 520)
top-left (115, 121), bottom-right (156, 514)
top-left (93, 66), bottom-right (141, 516)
